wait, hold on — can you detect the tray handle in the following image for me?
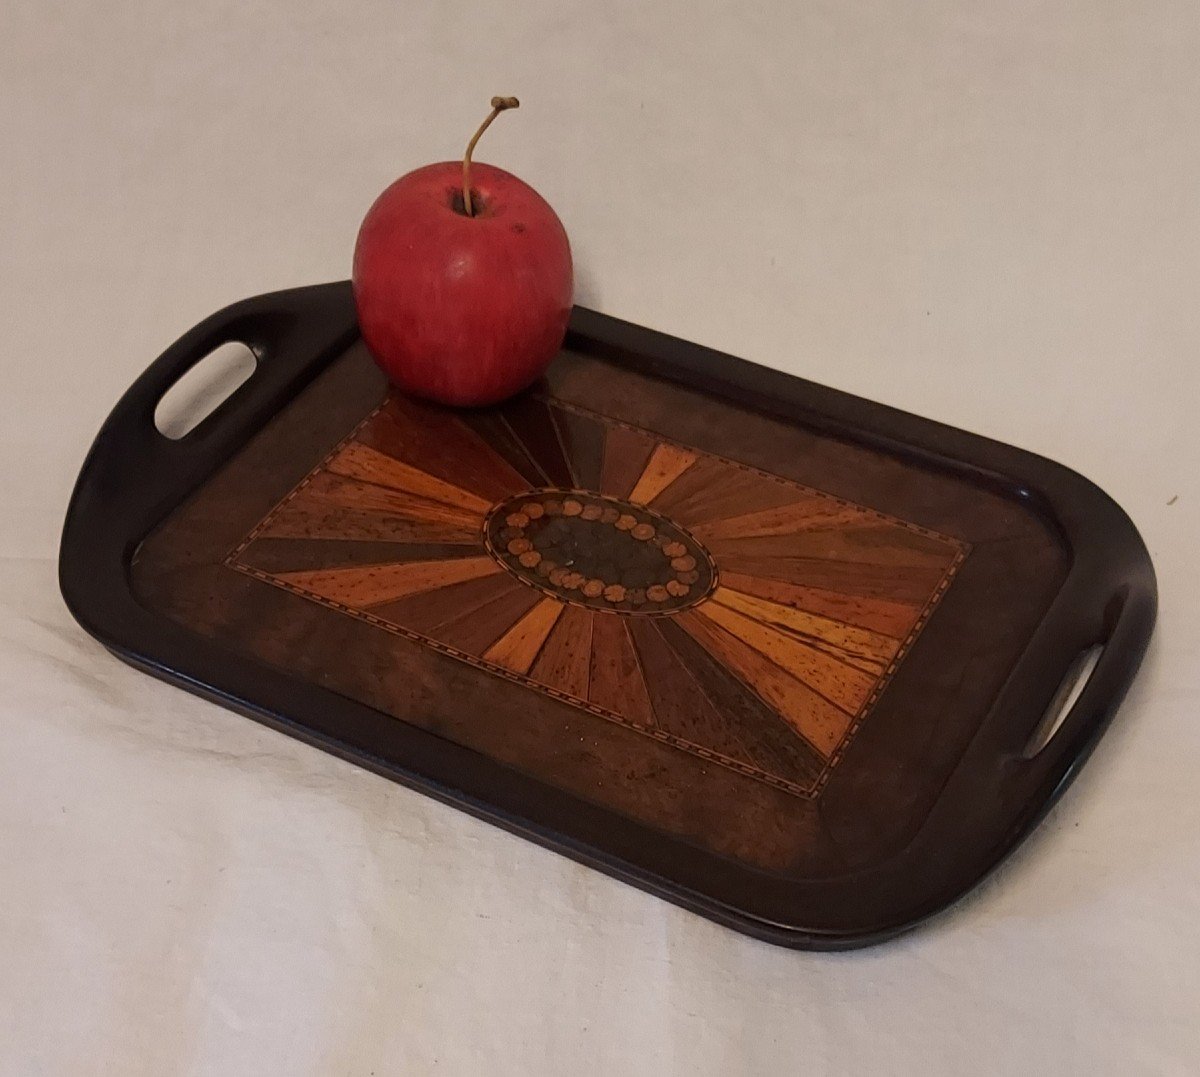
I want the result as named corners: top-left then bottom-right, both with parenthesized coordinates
top-left (1001, 566), bottom-right (1155, 815)
top-left (60, 281), bottom-right (358, 633)
top-left (111, 281), bottom-right (355, 454)
top-left (1026, 581), bottom-right (1153, 752)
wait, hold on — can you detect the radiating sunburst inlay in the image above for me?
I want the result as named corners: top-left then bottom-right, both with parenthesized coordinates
top-left (227, 391), bottom-right (969, 797)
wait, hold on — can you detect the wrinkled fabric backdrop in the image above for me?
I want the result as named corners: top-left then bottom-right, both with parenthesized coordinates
top-left (3, 2), bottom-right (1198, 1073)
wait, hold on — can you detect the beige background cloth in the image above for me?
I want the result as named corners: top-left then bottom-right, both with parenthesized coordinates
top-left (3, 2), bottom-right (1198, 1073)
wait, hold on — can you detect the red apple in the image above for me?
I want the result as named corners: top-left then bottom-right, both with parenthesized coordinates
top-left (352, 100), bottom-right (573, 407)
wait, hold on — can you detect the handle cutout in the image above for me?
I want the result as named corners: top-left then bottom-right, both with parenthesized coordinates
top-left (1023, 643), bottom-right (1105, 758)
top-left (154, 341), bottom-right (257, 439)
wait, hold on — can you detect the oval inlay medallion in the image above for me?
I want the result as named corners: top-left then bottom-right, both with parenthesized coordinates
top-left (483, 489), bottom-right (718, 614)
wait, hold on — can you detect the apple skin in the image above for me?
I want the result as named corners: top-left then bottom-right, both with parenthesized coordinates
top-left (352, 160), bottom-right (573, 407)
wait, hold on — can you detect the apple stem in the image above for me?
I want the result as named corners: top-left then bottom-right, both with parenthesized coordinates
top-left (462, 96), bottom-right (519, 217)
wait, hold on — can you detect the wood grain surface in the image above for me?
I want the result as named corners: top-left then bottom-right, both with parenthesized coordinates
top-left (131, 342), bottom-right (1067, 870)
top-left (224, 380), bottom-right (967, 798)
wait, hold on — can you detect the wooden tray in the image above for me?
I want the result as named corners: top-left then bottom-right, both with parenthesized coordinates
top-left (60, 282), bottom-right (1156, 948)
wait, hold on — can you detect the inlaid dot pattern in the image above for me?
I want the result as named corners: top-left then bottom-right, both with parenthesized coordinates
top-left (483, 489), bottom-right (718, 614)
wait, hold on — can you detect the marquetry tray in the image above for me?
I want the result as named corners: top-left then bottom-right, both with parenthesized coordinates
top-left (60, 282), bottom-right (1156, 948)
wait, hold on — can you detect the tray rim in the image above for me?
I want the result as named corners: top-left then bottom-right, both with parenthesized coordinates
top-left (59, 281), bottom-right (1157, 949)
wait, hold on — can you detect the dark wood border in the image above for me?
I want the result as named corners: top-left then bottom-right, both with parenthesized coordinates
top-left (59, 282), bottom-right (1156, 948)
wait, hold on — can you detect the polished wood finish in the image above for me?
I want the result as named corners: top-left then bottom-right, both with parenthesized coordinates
top-left (64, 283), bottom-right (1153, 947)
top-left (483, 597), bottom-right (565, 674)
top-left (129, 335), bottom-right (1075, 879)
top-left (529, 604), bottom-right (595, 700)
top-left (278, 556), bottom-right (500, 608)
top-left (216, 378), bottom-right (967, 801)
top-left (627, 444), bottom-right (699, 505)
top-left (600, 424), bottom-right (659, 499)
top-left (588, 613), bottom-right (656, 728)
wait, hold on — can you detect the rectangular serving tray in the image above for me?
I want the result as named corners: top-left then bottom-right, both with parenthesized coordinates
top-left (60, 281), bottom-right (1156, 948)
